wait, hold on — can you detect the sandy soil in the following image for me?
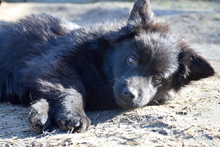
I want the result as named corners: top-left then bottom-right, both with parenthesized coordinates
top-left (0, 1), bottom-right (219, 146)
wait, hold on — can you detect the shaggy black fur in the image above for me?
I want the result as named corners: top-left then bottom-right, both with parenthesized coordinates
top-left (0, 0), bottom-right (214, 133)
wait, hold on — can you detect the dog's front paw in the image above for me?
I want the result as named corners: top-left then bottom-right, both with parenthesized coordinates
top-left (28, 99), bottom-right (51, 133)
top-left (55, 109), bottom-right (91, 133)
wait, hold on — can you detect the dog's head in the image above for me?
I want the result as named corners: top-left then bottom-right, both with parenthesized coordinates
top-left (107, 0), bottom-right (215, 110)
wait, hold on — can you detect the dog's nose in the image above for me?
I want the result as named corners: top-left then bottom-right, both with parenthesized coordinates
top-left (123, 88), bottom-right (136, 100)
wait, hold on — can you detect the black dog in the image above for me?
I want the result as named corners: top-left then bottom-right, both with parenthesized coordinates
top-left (0, 0), bottom-right (214, 133)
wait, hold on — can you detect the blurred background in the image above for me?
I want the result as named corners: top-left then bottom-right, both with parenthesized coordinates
top-left (1, 0), bottom-right (220, 2)
top-left (0, 0), bottom-right (219, 44)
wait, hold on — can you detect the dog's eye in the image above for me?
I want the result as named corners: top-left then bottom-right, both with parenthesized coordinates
top-left (152, 73), bottom-right (163, 87)
top-left (127, 56), bottom-right (137, 66)
top-left (154, 73), bottom-right (163, 80)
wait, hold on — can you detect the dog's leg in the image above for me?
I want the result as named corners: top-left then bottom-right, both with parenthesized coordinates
top-left (49, 88), bottom-right (91, 133)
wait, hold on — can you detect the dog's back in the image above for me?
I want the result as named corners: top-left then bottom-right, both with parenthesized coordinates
top-left (0, 13), bottom-right (78, 103)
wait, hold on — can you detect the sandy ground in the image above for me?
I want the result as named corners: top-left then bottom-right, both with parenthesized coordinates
top-left (0, 1), bottom-right (219, 146)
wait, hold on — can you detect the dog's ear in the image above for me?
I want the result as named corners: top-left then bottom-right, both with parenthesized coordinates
top-left (104, 0), bottom-right (154, 42)
top-left (173, 41), bottom-right (215, 91)
top-left (128, 0), bottom-right (154, 24)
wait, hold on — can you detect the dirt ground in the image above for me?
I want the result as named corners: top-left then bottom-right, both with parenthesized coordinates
top-left (0, 1), bottom-right (220, 146)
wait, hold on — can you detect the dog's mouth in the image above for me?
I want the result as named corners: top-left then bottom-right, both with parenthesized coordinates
top-left (116, 99), bottom-right (134, 110)
top-left (115, 98), bottom-right (146, 110)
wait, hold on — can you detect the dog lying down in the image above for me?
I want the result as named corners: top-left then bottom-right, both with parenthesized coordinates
top-left (0, 0), bottom-right (214, 133)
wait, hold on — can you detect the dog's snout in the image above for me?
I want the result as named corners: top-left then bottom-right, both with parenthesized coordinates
top-left (123, 87), bottom-right (136, 100)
